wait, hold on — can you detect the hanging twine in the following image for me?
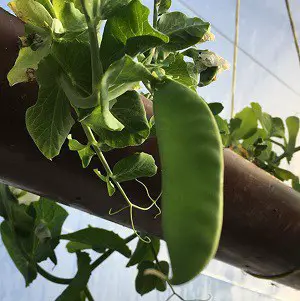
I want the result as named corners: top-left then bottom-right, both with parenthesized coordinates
top-left (231, 0), bottom-right (240, 119)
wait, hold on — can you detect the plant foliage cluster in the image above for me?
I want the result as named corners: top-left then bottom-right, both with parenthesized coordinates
top-left (0, 0), bottom-right (299, 300)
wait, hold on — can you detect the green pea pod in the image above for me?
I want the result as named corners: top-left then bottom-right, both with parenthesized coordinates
top-left (153, 79), bottom-right (223, 285)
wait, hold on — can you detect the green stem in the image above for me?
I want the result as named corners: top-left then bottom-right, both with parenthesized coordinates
top-left (84, 286), bottom-right (95, 301)
top-left (36, 265), bottom-right (72, 285)
top-left (268, 139), bottom-right (285, 150)
top-left (274, 146), bottom-right (300, 164)
top-left (91, 233), bottom-right (136, 270)
top-left (79, 0), bottom-right (103, 90)
top-left (153, 0), bottom-right (158, 29)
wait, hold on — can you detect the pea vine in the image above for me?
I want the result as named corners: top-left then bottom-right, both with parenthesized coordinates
top-left (1, 0), bottom-right (299, 300)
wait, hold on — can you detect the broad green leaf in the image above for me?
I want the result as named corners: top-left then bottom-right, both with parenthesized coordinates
top-left (293, 177), bottom-right (300, 192)
top-left (286, 116), bottom-right (299, 162)
top-left (66, 242), bottom-right (106, 253)
top-left (270, 117), bottom-right (285, 138)
top-left (36, 0), bottom-right (56, 17)
top-left (158, 12), bottom-right (210, 51)
top-left (158, 0), bottom-right (171, 15)
top-left (101, 55), bottom-right (155, 103)
top-left (8, 41), bottom-right (51, 86)
top-left (273, 167), bottom-right (298, 182)
top-left (1, 221), bottom-right (37, 286)
top-left (99, 0), bottom-right (133, 19)
top-left (100, 0), bottom-right (168, 69)
top-left (53, 0), bottom-right (87, 33)
top-left (9, 0), bottom-right (53, 28)
top-left (251, 103), bottom-right (272, 137)
top-left (0, 184), bottom-right (34, 234)
top-left (61, 227), bottom-right (131, 258)
top-left (32, 198), bottom-right (68, 262)
top-left (26, 56), bottom-right (74, 159)
top-left (56, 252), bottom-right (91, 301)
top-left (208, 102), bottom-right (224, 116)
top-left (135, 261), bottom-right (168, 295)
top-left (163, 53), bottom-right (197, 90)
top-left (231, 107), bottom-right (258, 140)
top-left (113, 153), bottom-right (157, 183)
top-left (68, 137), bottom-right (95, 168)
top-left (84, 91), bottom-right (150, 148)
top-left (135, 261), bottom-right (157, 296)
top-left (127, 237), bottom-right (160, 267)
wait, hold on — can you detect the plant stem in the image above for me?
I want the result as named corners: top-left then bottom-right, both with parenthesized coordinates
top-left (268, 139), bottom-right (285, 150)
top-left (36, 265), bottom-right (72, 285)
top-left (84, 286), bottom-right (95, 301)
top-left (274, 146), bottom-right (300, 164)
top-left (36, 234), bottom-right (136, 285)
top-left (91, 233), bottom-right (136, 271)
top-left (153, 0), bottom-right (158, 29)
top-left (79, 0), bottom-right (103, 90)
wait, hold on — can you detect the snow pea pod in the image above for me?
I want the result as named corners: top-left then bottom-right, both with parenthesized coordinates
top-left (153, 79), bottom-right (223, 285)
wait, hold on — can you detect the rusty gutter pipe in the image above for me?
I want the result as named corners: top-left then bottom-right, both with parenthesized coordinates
top-left (1, 8), bottom-right (300, 290)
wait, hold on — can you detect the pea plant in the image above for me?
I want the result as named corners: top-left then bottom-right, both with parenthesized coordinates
top-left (0, 0), bottom-right (299, 300)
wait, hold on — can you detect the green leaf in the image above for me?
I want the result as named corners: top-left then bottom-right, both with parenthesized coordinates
top-left (106, 180), bottom-right (116, 197)
top-left (9, 0), bottom-right (53, 28)
top-left (215, 116), bottom-right (230, 146)
top-left (68, 137), bottom-right (95, 168)
top-left (251, 103), bottom-right (272, 137)
top-left (32, 198), bottom-right (68, 262)
top-left (1, 221), bottom-right (37, 286)
top-left (208, 102), bottom-right (224, 116)
top-left (135, 261), bottom-right (168, 295)
top-left (66, 242), bottom-right (106, 254)
top-left (158, 0), bottom-right (171, 15)
top-left (52, 0), bottom-right (87, 33)
top-left (26, 56), bottom-right (74, 159)
top-left (84, 91), bottom-right (150, 148)
top-left (231, 107), bottom-right (258, 140)
top-left (7, 41), bottom-right (51, 86)
top-left (56, 252), bottom-right (91, 301)
top-left (113, 153), bottom-right (157, 183)
top-left (135, 261), bottom-right (157, 296)
top-left (61, 227), bottom-right (131, 258)
top-left (127, 237), bottom-right (160, 267)
top-left (158, 12), bottom-right (210, 51)
top-left (99, 0), bottom-right (133, 19)
top-left (270, 117), bottom-right (285, 138)
top-left (163, 53), bottom-right (198, 90)
top-left (286, 116), bottom-right (299, 162)
top-left (101, 55), bottom-right (155, 103)
top-left (100, 0), bottom-right (168, 69)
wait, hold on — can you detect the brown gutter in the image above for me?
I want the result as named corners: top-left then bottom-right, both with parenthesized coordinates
top-left (1, 8), bottom-right (300, 290)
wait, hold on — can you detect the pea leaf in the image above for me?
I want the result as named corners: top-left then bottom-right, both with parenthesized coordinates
top-left (26, 55), bottom-right (74, 159)
top-left (158, 0), bottom-right (171, 15)
top-left (135, 261), bottom-right (168, 296)
top-left (208, 102), bottom-right (224, 116)
top-left (127, 237), bottom-right (160, 267)
top-left (7, 41), bottom-right (51, 86)
top-left (1, 221), bottom-right (37, 286)
top-left (66, 242), bottom-right (106, 254)
top-left (100, 0), bottom-right (168, 69)
top-left (158, 12), bottom-right (210, 51)
top-left (113, 153), bottom-right (157, 183)
top-left (231, 107), bottom-right (258, 140)
top-left (106, 180), bottom-right (116, 197)
top-left (101, 55), bottom-right (155, 102)
top-left (32, 198), bottom-right (68, 262)
top-left (61, 227), bottom-right (131, 258)
top-left (52, 0), bottom-right (87, 33)
top-left (215, 116), bottom-right (230, 146)
top-left (163, 53), bottom-right (198, 90)
top-left (8, 0), bottom-right (53, 28)
top-left (55, 252), bottom-right (91, 301)
top-left (84, 91), bottom-right (150, 148)
top-left (68, 137), bottom-right (95, 168)
top-left (270, 117), bottom-right (285, 138)
top-left (251, 103), bottom-right (272, 137)
top-left (286, 116), bottom-right (299, 162)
